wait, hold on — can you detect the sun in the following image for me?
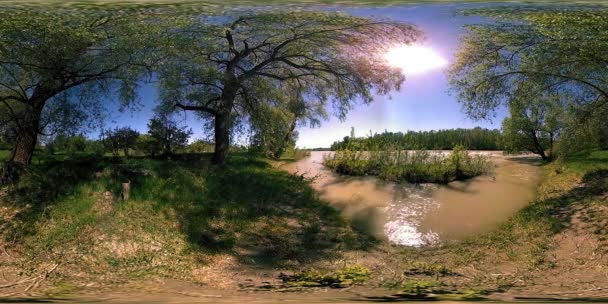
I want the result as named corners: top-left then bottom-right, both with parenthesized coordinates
top-left (385, 45), bottom-right (447, 75)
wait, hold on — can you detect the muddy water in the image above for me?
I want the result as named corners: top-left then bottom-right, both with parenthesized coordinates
top-left (277, 151), bottom-right (541, 246)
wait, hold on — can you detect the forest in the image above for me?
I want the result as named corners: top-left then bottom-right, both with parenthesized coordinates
top-left (329, 127), bottom-right (503, 151)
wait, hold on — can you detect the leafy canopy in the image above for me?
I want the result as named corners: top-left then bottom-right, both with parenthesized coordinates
top-left (449, 7), bottom-right (608, 120)
top-left (159, 10), bottom-right (420, 143)
top-left (0, 6), bottom-right (169, 139)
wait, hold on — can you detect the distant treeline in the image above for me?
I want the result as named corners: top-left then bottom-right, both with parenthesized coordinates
top-left (330, 127), bottom-right (502, 151)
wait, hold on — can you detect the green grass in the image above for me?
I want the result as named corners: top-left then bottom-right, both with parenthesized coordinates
top-left (0, 149), bottom-right (9, 161)
top-left (2, 152), bottom-right (374, 283)
top-left (323, 146), bottom-right (494, 183)
top-left (280, 265), bottom-right (371, 287)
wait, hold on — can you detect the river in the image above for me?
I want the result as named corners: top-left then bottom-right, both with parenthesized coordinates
top-left (277, 151), bottom-right (541, 246)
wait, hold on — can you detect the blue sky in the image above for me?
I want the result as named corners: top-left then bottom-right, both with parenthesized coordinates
top-left (101, 3), bottom-right (506, 148)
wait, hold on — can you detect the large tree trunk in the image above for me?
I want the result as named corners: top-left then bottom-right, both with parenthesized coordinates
top-left (9, 103), bottom-right (44, 165)
top-left (212, 77), bottom-right (237, 165)
top-left (212, 110), bottom-right (231, 165)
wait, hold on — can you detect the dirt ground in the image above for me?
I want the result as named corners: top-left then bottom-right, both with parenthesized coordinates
top-left (3, 155), bottom-right (608, 302)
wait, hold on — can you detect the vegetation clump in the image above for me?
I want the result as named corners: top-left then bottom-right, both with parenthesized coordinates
top-left (323, 145), bottom-right (494, 183)
top-left (398, 279), bottom-right (442, 295)
top-left (404, 261), bottom-right (454, 277)
top-left (279, 265), bottom-right (371, 288)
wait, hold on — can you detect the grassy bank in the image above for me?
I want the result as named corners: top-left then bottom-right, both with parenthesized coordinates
top-left (1, 153), bottom-right (373, 290)
top-left (2, 150), bottom-right (608, 299)
top-left (323, 146), bottom-right (494, 183)
top-left (375, 150), bottom-right (608, 298)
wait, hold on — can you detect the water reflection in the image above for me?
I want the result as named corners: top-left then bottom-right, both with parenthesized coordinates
top-left (277, 151), bottom-right (540, 246)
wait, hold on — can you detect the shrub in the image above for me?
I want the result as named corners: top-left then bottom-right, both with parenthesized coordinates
top-left (323, 146), bottom-right (493, 184)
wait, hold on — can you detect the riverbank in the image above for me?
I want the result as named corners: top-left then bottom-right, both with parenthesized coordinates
top-left (360, 150), bottom-right (608, 300)
top-left (1, 151), bottom-right (608, 301)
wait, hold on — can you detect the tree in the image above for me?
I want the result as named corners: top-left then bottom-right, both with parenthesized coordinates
top-left (330, 128), bottom-right (503, 151)
top-left (449, 7), bottom-right (608, 155)
top-left (501, 93), bottom-right (564, 159)
top-left (136, 134), bottom-right (158, 157)
top-left (103, 127), bottom-right (139, 157)
top-left (146, 116), bottom-right (192, 156)
top-left (159, 11), bottom-right (420, 165)
top-left (0, 7), bottom-right (159, 165)
top-left (248, 104), bottom-right (299, 159)
top-left (45, 134), bottom-right (88, 155)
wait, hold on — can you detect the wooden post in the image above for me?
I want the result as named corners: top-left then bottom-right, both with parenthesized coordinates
top-left (121, 181), bottom-right (130, 201)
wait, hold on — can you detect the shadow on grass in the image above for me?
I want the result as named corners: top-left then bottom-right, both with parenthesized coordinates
top-left (123, 153), bottom-right (378, 268)
top-left (1, 154), bottom-right (116, 243)
top-left (3, 152), bottom-right (377, 269)
top-left (515, 167), bottom-right (608, 236)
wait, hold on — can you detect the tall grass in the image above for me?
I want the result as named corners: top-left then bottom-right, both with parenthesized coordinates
top-left (279, 147), bottom-right (311, 162)
top-left (323, 145), bottom-right (494, 183)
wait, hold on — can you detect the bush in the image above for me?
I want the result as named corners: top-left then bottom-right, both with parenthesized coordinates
top-left (323, 146), bottom-right (493, 183)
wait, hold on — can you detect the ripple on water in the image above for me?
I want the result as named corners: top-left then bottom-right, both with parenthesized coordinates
top-left (383, 185), bottom-right (440, 246)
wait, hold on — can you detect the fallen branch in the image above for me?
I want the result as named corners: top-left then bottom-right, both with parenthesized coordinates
top-left (24, 263), bottom-right (60, 292)
top-left (0, 263), bottom-right (60, 297)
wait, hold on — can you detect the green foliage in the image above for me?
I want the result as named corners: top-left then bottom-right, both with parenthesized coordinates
top-left (330, 128), bottom-right (502, 151)
top-left (450, 7), bottom-right (608, 160)
top-left (0, 150), bottom-right (9, 161)
top-left (136, 134), bottom-right (157, 157)
top-left (45, 135), bottom-right (91, 155)
top-left (186, 139), bottom-right (215, 153)
top-left (7, 156), bottom-right (106, 206)
top-left (145, 116), bottom-right (192, 156)
top-left (103, 127), bottom-right (139, 157)
top-left (398, 280), bottom-right (442, 295)
top-left (0, 6), bottom-right (166, 164)
top-left (159, 10), bottom-right (420, 163)
top-left (249, 106), bottom-right (298, 159)
top-left (323, 146), bottom-right (494, 184)
top-left (280, 265), bottom-right (371, 287)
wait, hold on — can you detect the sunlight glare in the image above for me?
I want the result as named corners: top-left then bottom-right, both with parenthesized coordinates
top-left (385, 45), bottom-right (447, 75)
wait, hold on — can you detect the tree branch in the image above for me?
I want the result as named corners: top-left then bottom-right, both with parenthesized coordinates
top-left (174, 102), bottom-right (218, 115)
